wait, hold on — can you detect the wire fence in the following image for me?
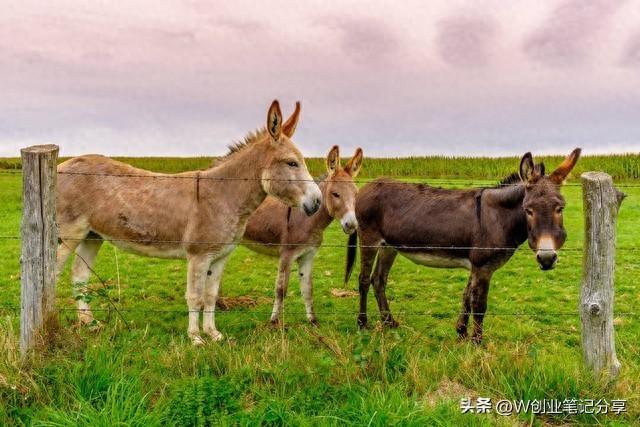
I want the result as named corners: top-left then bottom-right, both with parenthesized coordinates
top-left (1, 304), bottom-right (636, 317)
top-left (3, 235), bottom-right (640, 252)
top-left (1, 168), bottom-right (640, 187)
top-left (2, 166), bottom-right (638, 336)
top-left (1, 305), bottom-right (638, 318)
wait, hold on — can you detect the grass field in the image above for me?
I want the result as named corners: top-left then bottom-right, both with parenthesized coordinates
top-left (1, 156), bottom-right (639, 426)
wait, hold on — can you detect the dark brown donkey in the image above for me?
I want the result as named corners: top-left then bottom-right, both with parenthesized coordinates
top-left (345, 149), bottom-right (581, 343)
top-left (243, 145), bottom-right (363, 325)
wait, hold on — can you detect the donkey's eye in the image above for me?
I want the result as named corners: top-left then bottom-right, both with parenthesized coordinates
top-left (525, 208), bottom-right (533, 217)
top-left (286, 161), bottom-right (299, 168)
top-left (555, 206), bottom-right (564, 214)
top-left (332, 192), bottom-right (340, 198)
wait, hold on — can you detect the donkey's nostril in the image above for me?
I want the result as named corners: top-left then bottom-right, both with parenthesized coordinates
top-left (536, 251), bottom-right (557, 270)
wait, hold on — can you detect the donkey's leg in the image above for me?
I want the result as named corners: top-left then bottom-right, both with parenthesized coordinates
top-left (270, 254), bottom-right (293, 325)
top-left (186, 254), bottom-right (212, 345)
top-left (297, 249), bottom-right (318, 325)
top-left (202, 255), bottom-right (230, 341)
top-left (71, 238), bottom-right (104, 324)
top-left (56, 220), bottom-right (90, 280)
top-left (470, 268), bottom-right (493, 344)
top-left (371, 247), bottom-right (398, 327)
top-left (357, 244), bottom-right (378, 329)
top-left (56, 240), bottom-right (77, 281)
top-left (455, 276), bottom-right (473, 338)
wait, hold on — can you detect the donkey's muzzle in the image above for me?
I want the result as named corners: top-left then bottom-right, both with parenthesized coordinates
top-left (536, 250), bottom-right (557, 270)
top-left (340, 212), bottom-right (358, 234)
top-left (302, 194), bottom-right (322, 216)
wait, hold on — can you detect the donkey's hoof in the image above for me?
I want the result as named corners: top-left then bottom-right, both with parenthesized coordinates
top-left (471, 334), bottom-right (483, 345)
top-left (270, 318), bottom-right (282, 328)
top-left (205, 330), bottom-right (224, 342)
top-left (78, 313), bottom-right (95, 325)
top-left (308, 318), bottom-right (319, 327)
top-left (87, 320), bottom-right (103, 332)
top-left (383, 318), bottom-right (399, 328)
top-left (456, 324), bottom-right (468, 339)
top-left (191, 335), bottom-right (205, 346)
top-left (79, 317), bottom-right (101, 331)
top-left (357, 315), bottom-right (368, 329)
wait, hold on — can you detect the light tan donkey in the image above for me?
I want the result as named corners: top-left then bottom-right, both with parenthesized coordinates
top-left (243, 146), bottom-right (363, 325)
top-left (56, 100), bottom-right (322, 345)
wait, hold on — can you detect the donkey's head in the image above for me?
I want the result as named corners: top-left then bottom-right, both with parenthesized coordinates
top-left (261, 100), bottom-right (322, 216)
top-left (324, 145), bottom-right (363, 234)
top-left (519, 148), bottom-right (581, 270)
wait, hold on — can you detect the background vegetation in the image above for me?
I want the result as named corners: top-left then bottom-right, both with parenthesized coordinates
top-left (0, 155), bottom-right (639, 425)
top-left (1, 152), bottom-right (639, 180)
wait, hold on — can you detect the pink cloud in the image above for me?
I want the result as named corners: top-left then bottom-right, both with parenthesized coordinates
top-left (523, 0), bottom-right (624, 66)
top-left (321, 17), bottom-right (399, 64)
top-left (436, 13), bottom-right (498, 67)
top-left (620, 32), bottom-right (640, 67)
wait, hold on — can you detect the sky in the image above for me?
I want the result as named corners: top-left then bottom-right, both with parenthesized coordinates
top-left (1, 0), bottom-right (640, 157)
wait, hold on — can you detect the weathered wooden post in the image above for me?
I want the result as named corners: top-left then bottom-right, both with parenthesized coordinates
top-left (580, 172), bottom-right (625, 380)
top-left (20, 144), bottom-right (59, 355)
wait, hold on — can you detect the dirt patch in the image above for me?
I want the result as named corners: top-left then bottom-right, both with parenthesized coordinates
top-left (424, 378), bottom-right (479, 407)
top-left (216, 296), bottom-right (269, 310)
top-left (331, 288), bottom-right (359, 298)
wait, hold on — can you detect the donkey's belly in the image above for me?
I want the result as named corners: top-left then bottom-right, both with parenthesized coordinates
top-left (103, 233), bottom-right (187, 259)
top-left (399, 251), bottom-right (471, 270)
top-left (241, 239), bottom-right (280, 257)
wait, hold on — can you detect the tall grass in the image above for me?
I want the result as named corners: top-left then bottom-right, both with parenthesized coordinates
top-left (1, 153), bottom-right (639, 180)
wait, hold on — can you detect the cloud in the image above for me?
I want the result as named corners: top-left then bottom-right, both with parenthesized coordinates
top-left (435, 13), bottom-right (498, 67)
top-left (522, 0), bottom-right (623, 67)
top-left (620, 32), bottom-right (640, 67)
top-left (1, 1), bottom-right (639, 157)
top-left (322, 17), bottom-right (398, 64)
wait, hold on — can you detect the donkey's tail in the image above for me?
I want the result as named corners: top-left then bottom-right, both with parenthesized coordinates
top-left (344, 232), bottom-right (358, 286)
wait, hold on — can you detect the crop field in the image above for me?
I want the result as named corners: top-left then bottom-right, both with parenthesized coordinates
top-left (1, 156), bottom-right (639, 426)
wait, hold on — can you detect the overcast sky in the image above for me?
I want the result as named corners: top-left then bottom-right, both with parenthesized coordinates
top-left (2, 0), bottom-right (640, 157)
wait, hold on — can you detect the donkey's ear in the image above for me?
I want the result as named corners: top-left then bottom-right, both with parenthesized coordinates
top-left (549, 148), bottom-right (581, 184)
top-left (282, 101), bottom-right (301, 138)
top-left (326, 145), bottom-right (340, 175)
top-left (267, 100), bottom-right (282, 141)
top-left (519, 152), bottom-right (535, 182)
top-left (345, 148), bottom-right (363, 177)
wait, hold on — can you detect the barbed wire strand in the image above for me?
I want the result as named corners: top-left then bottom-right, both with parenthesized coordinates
top-left (2, 234), bottom-right (640, 252)
top-left (0, 304), bottom-right (638, 317)
top-left (2, 168), bottom-right (640, 187)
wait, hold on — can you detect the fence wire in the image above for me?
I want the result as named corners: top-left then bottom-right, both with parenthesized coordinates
top-left (3, 234), bottom-right (640, 252)
top-left (1, 304), bottom-right (638, 318)
top-left (2, 168), bottom-right (640, 187)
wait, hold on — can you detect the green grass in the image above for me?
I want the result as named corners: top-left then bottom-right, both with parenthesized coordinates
top-left (1, 157), bottom-right (639, 426)
top-left (1, 153), bottom-right (640, 180)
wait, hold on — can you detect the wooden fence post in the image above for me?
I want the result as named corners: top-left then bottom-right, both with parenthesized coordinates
top-left (580, 172), bottom-right (625, 380)
top-left (20, 144), bottom-right (59, 355)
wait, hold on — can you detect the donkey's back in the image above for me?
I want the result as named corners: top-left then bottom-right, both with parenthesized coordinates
top-left (57, 155), bottom-right (195, 257)
top-left (356, 178), bottom-right (480, 249)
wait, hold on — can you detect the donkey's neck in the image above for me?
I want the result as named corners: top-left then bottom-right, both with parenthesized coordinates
top-left (200, 141), bottom-right (269, 219)
top-left (310, 180), bottom-right (335, 231)
top-left (485, 184), bottom-right (528, 247)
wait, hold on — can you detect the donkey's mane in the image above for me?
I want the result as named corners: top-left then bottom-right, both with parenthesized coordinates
top-left (496, 172), bottom-right (522, 187)
top-left (213, 127), bottom-right (267, 167)
top-left (315, 173), bottom-right (328, 185)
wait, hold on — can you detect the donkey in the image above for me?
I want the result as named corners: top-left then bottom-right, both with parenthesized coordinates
top-left (243, 145), bottom-right (363, 325)
top-left (345, 149), bottom-right (581, 343)
top-left (56, 100), bottom-right (323, 345)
